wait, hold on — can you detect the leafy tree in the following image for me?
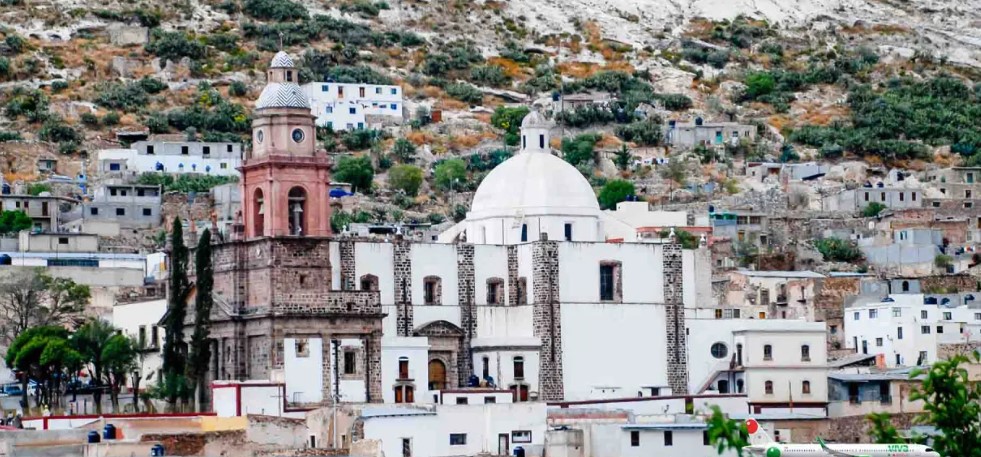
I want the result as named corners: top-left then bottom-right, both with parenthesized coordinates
top-left (228, 81), bottom-right (248, 97)
top-left (867, 412), bottom-right (906, 444)
top-left (490, 106), bottom-right (529, 146)
top-left (5, 326), bottom-right (71, 410)
top-left (242, 0), bottom-right (308, 21)
top-left (616, 118), bottom-right (663, 146)
top-left (561, 133), bottom-right (601, 167)
top-left (814, 238), bottom-right (863, 262)
top-left (445, 83), bottom-right (483, 104)
top-left (102, 334), bottom-right (137, 412)
top-left (862, 202), bottom-right (887, 217)
top-left (39, 116), bottom-right (81, 145)
top-left (614, 144), bottom-right (633, 170)
top-left (342, 129), bottom-right (380, 150)
top-left (4, 87), bottom-right (49, 122)
top-left (162, 217), bottom-right (189, 406)
top-left (187, 229), bottom-right (213, 412)
top-left (391, 138), bottom-right (417, 162)
top-left (0, 269), bottom-right (89, 347)
top-left (658, 229), bottom-right (699, 249)
top-left (136, 173), bottom-right (237, 193)
top-left (388, 164), bottom-right (424, 197)
top-left (743, 72), bottom-right (776, 99)
top-left (470, 65), bottom-right (510, 88)
top-left (705, 405), bottom-right (749, 457)
top-left (72, 319), bottom-right (116, 413)
top-left (145, 30), bottom-right (206, 62)
top-left (333, 155), bottom-right (374, 192)
top-left (935, 254), bottom-right (953, 270)
top-left (659, 158), bottom-right (689, 187)
top-left (0, 210), bottom-right (32, 234)
top-left (598, 180), bottom-right (635, 210)
top-left (434, 158), bottom-right (467, 191)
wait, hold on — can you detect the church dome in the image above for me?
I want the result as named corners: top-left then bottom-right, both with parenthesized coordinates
top-left (256, 82), bottom-right (310, 110)
top-left (521, 106), bottom-right (552, 129)
top-left (468, 151), bottom-right (599, 219)
top-left (270, 51), bottom-right (295, 68)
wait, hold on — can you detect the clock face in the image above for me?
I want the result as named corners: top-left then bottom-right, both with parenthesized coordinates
top-left (291, 128), bottom-right (305, 143)
top-left (256, 130), bottom-right (264, 144)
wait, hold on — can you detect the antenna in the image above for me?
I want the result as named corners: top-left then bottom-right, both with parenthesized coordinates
top-left (278, 32), bottom-right (284, 51)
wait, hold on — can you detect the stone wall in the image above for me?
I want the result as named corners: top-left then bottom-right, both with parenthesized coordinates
top-left (339, 240), bottom-right (356, 291)
top-left (533, 239), bottom-right (564, 401)
top-left (662, 243), bottom-right (688, 394)
top-left (393, 240), bottom-right (413, 336)
top-left (920, 274), bottom-right (977, 293)
top-left (456, 243), bottom-right (476, 385)
top-left (813, 277), bottom-right (860, 351)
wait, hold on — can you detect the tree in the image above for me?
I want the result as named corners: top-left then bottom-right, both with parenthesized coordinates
top-left (388, 164), bottom-right (424, 197)
top-left (102, 334), bottom-right (137, 413)
top-left (187, 229), bottom-right (213, 412)
top-left (490, 106), bottom-right (529, 146)
top-left (162, 217), bottom-right (189, 407)
top-left (0, 210), bottom-right (32, 234)
top-left (71, 319), bottom-right (116, 414)
top-left (598, 180), bottom-right (636, 210)
top-left (659, 158), bottom-right (689, 188)
top-left (434, 159), bottom-right (467, 191)
top-left (867, 412), bottom-right (905, 444)
top-left (705, 405), bottom-right (749, 457)
top-left (615, 118), bottom-right (663, 146)
top-left (743, 72), bottom-right (776, 99)
top-left (814, 238), bottom-right (863, 262)
top-left (391, 138), bottom-right (417, 163)
top-left (333, 155), bottom-right (375, 193)
top-left (0, 269), bottom-right (89, 347)
top-left (561, 134), bottom-right (601, 167)
top-left (862, 202), bottom-right (887, 218)
top-left (614, 144), bottom-right (632, 171)
top-left (5, 326), bottom-right (75, 411)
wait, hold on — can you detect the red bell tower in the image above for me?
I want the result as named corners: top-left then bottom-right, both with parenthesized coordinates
top-left (241, 51), bottom-right (331, 238)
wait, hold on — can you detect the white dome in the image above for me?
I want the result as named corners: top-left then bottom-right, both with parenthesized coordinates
top-left (256, 82), bottom-right (310, 110)
top-left (270, 51), bottom-right (295, 68)
top-left (469, 152), bottom-right (599, 220)
top-left (521, 107), bottom-right (552, 129)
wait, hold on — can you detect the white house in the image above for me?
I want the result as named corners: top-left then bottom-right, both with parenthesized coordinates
top-left (844, 294), bottom-right (981, 367)
top-left (98, 140), bottom-right (241, 177)
top-left (301, 82), bottom-right (404, 130)
top-left (112, 298), bottom-right (167, 387)
top-left (734, 326), bottom-right (829, 416)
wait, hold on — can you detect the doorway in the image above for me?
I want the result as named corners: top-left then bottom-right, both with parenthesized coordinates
top-left (428, 359), bottom-right (447, 391)
top-left (498, 434), bottom-right (509, 455)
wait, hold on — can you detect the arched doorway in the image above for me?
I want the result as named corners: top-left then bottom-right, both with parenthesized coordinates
top-left (428, 359), bottom-right (447, 391)
top-left (288, 187), bottom-right (306, 236)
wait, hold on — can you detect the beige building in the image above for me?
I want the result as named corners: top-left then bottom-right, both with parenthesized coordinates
top-left (18, 232), bottom-right (99, 253)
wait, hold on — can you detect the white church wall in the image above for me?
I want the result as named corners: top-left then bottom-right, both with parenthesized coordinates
top-left (284, 337), bottom-right (324, 404)
top-left (474, 244), bottom-right (510, 305)
top-left (557, 243), bottom-right (665, 304)
top-left (329, 241), bottom-right (341, 289)
top-left (517, 244), bottom-right (535, 302)
top-left (335, 338), bottom-right (367, 403)
top-left (686, 318), bottom-right (747, 394)
top-left (355, 242), bottom-right (395, 303)
top-left (471, 348), bottom-right (540, 394)
top-left (410, 243), bottom-right (460, 306)
top-left (415, 305), bottom-right (463, 328)
top-left (561, 303), bottom-right (669, 401)
top-left (381, 337), bottom-right (430, 404)
top-left (476, 306), bottom-right (535, 339)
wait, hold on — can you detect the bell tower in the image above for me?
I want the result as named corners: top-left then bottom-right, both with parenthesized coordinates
top-left (241, 51), bottom-right (332, 238)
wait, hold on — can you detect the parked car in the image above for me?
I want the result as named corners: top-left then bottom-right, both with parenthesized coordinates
top-left (2, 384), bottom-right (22, 397)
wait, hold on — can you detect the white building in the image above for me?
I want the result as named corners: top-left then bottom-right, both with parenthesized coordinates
top-left (98, 140), bottom-right (241, 177)
top-left (112, 298), bottom-right (167, 385)
top-left (844, 294), bottom-right (981, 367)
top-left (735, 326), bottom-right (828, 416)
top-left (302, 82), bottom-right (404, 131)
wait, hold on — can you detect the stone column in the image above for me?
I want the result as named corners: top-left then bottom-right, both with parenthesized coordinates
top-left (393, 241), bottom-right (413, 336)
top-left (662, 243), bottom-right (689, 394)
top-left (456, 243), bottom-right (476, 386)
top-left (320, 335), bottom-right (335, 405)
top-left (339, 240), bottom-right (356, 291)
top-left (533, 239), bottom-right (564, 401)
top-left (366, 332), bottom-right (383, 403)
top-left (507, 245), bottom-right (519, 306)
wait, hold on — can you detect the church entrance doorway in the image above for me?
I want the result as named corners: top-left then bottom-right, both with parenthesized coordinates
top-left (428, 359), bottom-right (447, 391)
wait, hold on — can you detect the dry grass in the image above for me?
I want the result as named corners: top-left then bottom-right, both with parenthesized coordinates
top-left (683, 17), bottom-right (715, 39)
top-left (596, 133), bottom-right (622, 149)
top-left (406, 130), bottom-right (435, 145)
top-left (472, 112), bottom-right (492, 124)
top-left (439, 98), bottom-right (469, 110)
top-left (451, 133), bottom-right (483, 149)
top-left (487, 57), bottom-right (525, 78)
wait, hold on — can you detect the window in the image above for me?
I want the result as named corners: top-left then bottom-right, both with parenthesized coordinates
top-left (968, 190), bottom-right (974, 199)
top-left (564, 223), bottom-right (572, 241)
top-left (181, 146), bottom-right (189, 155)
top-left (90, 207), bottom-right (98, 216)
top-left (288, 187), bottom-right (307, 236)
top-left (294, 339), bottom-right (309, 357)
top-left (801, 345), bottom-right (810, 361)
top-left (138, 326), bottom-right (146, 348)
top-left (423, 276), bottom-right (441, 305)
top-left (830, 325), bottom-right (838, 335)
top-left (764, 381), bottom-right (773, 394)
top-left (483, 396), bottom-right (496, 404)
top-left (599, 262), bottom-right (621, 301)
top-left (391, 104), bottom-right (397, 110)
top-left (521, 224), bottom-right (528, 242)
top-left (398, 357), bottom-right (409, 379)
top-left (802, 380), bottom-right (811, 394)
top-left (854, 311), bottom-right (860, 321)
top-left (975, 313), bottom-right (981, 320)
top-left (912, 192), bottom-right (917, 201)
top-left (897, 327), bottom-right (903, 339)
top-left (664, 431), bottom-right (673, 446)
top-left (921, 325), bottom-right (931, 334)
top-left (401, 438), bottom-right (411, 457)
top-left (391, 88), bottom-right (397, 95)
top-left (966, 202), bottom-right (973, 209)
top-left (286, 70), bottom-right (293, 82)
top-left (202, 146), bottom-right (210, 155)
top-left (455, 397), bottom-right (468, 405)
top-left (359, 87), bottom-right (365, 97)
top-left (450, 434), bottom-right (467, 446)
top-left (513, 356), bottom-right (525, 379)
top-left (109, 163), bottom-right (121, 171)
top-left (539, 134), bottom-right (545, 149)
top-left (918, 351), bottom-right (928, 365)
top-left (733, 309), bottom-right (741, 318)
top-left (763, 344), bottom-right (772, 361)
top-left (864, 192), bottom-right (869, 202)
top-left (933, 201), bottom-right (941, 208)
top-left (58, 237), bottom-right (68, 245)
top-left (630, 431), bottom-right (640, 447)
top-left (146, 145), bottom-right (154, 155)
top-left (937, 325), bottom-right (944, 334)
top-left (710, 342), bottom-right (728, 359)
top-left (899, 192), bottom-right (904, 201)
top-left (326, 106), bottom-right (333, 113)
top-left (943, 312), bottom-right (952, 320)
top-left (481, 356), bottom-right (489, 379)
top-left (142, 208), bottom-right (152, 216)
top-left (876, 338), bottom-right (883, 347)
top-left (869, 309), bottom-right (878, 319)
top-left (486, 278), bottom-right (504, 304)
top-left (253, 188), bottom-right (265, 235)
top-left (512, 431), bottom-right (532, 444)
top-left (704, 431), bottom-right (711, 446)
top-left (357, 122), bottom-right (364, 129)
top-left (110, 188), bottom-right (118, 196)
top-left (116, 208), bottom-right (125, 216)
top-left (921, 310), bottom-right (928, 319)
top-left (881, 192), bottom-right (886, 201)
top-left (715, 309), bottom-right (723, 319)
top-left (220, 162), bottom-right (228, 169)
top-left (349, 107), bottom-right (357, 114)
top-left (759, 311), bottom-right (766, 319)
top-left (343, 351), bottom-right (356, 375)
top-left (892, 307), bottom-right (902, 317)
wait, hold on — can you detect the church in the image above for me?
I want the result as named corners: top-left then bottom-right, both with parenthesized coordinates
top-left (194, 52), bottom-right (703, 406)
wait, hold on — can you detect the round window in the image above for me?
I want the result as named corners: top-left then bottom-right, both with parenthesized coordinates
top-left (291, 128), bottom-right (305, 143)
top-left (711, 342), bottom-right (728, 359)
top-left (256, 130), bottom-right (264, 144)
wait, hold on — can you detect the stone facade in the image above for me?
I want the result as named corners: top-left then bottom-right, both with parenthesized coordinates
top-left (662, 243), bottom-right (688, 394)
top-left (533, 239), bottom-right (564, 401)
top-left (339, 240), bottom-right (356, 291)
top-left (507, 245), bottom-right (520, 306)
top-left (456, 243), bottom-right (476, 385)
top-left (393, 240), bottom-right (413, 336)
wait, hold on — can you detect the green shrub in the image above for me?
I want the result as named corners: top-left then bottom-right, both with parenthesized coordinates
top-left (341, 129), bottom-right (380, 150)
top-left (95, 80), bottom-right (152, 111)
top-left (228, 81), bottom-right (248, 97)
top-left (50, 80), bottom-right (69, 92)
top-left (934, 254), bottom-right (953, 269)
top-left (445, 83), bottom-right (483, 104)
top-left (205, 32), bottom-right (240, 52)
top-left (680, 40), bottom-right (730, 68)
top-left (434, 158), bottom-right (467, 191)
top-left (333, 155), bottom-right (374, 192)
top-left (391, 138), bottom-right (416, 162)
top-left (861, 202), bottom-right (887, 218)
top-left (26, 183), bottom-right (51, 196)
top-left (4, 34), bottom-right (26, 54)
top-left (490, 106), bottom-right (529, 144)
top-left (615, 118), bottom-right (663, 146)
top-left (339, 0), bottom-right (388, 18)
top-left (145, 113), bottom-right (169, 133)
top-left (654, 93), bottom-right (693, 111)
top-left (0, 57), bottom-right (9, 79)
top-left (80, 112), bottom-right (100, 126)
top-left (814, 238), bottom-right (862, 262)
top-left (38, 116), bottom-right (81, 144)
top-left (561, 133), bottom-right (601, 167)
top-left (555, 105), bottom-right (617, 128)
top-left (243, 0), bottom-right (308, 20)
top-left (4, 88), bottom-right (49, 122)
top-left (145, 30), bottom-right (206, 61)
top-left (598, 179), bottom-right (635, 210)
top-left (469, 65), bottom-right (510, 88)
top-left (102, 111), bottom-right (121, 126)
top-left (0, 131), bottom-right (22, 142)
top-left (388, 164), bottom-right (424, 196)
top-left (136, 173), bottom-right (238, 192)
top-left (243, 15), bottom-right (388, 52)
top-left (162, 82), bottom-right (250, 137)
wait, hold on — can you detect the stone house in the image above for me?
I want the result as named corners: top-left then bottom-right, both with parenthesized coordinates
top-left (664, 118), bottom-right (756, 149)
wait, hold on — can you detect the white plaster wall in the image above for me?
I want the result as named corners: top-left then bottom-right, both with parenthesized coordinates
top-left (213, 387), bottom-right (237, 417)
top-left (112, 299), bottom-right (166, 386)
top-left (415, 306), bottom-right (462, 328)
top-left (474, 244), bottom-right (510, 305)
top-left (471, 349), bottom-right (539, 394)
top-left (329, 241), bottom-right (341, 289)
top-left (476, 306), bottom-right (535, 339)
top-left (411, 243), bottom-right (459, 306)
top-left (557, 243), bottom-right (665, 304)
top-left (285, 337), bottom-right (324, 404)
top-left (355, 242), bottom-right (395, 303)
top-left (336, 339), bottom-right (366, 403)
top-left (362, 403), bottom-right (546, 457)
top-left (441, 391), bottom-right (513, 405)
top-left (622, 428), bottom-right (736, 457)
top-left (98, 149), bottom-right (240, 176)
top-left (561, 304), bottom-right (668, 400)
top-left (735, 329), bottom-right (828, 404)
top-left (381, 337), bottom-right (430, 404)
top-left (518, 244), bottom-right (535, 303)
top-left (466, 215), bottom-right (603, 245)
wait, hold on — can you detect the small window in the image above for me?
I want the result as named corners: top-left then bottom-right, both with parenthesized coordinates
top-left (375, 87), bottom-right (382, 94)
top-left (714, 309), bottom-right (723, 319)
top-left (876, 337), bottom-right (883, 347)
top-left (137, 189), bottom-right (145, 197)
top-left (449, 434), bottom-right (467, 446)
top-left (539, 134), bottom-right (545, 149)
top-left (512, 431), bottom-right (532, 444)
top-left (326, 106), bottom-right (333, 114)
top-left (513, 356), bottom-right (525, 379)
top-left (912, 192), bottom-right (917, 201)
top-left (520, 224), bottom-right (528, 242)
top-left (968, 190), bottom-right (974, 199)
top-left (58, 237), bottom-right (69, 245)
top-left (116, 208), bottom-right (125, 216)
top-left (391, 88), bottom-right (397, 95)
top-left (181, 146), bottom-right (189, 155)
top-left (322, 84), bottom-right (329, 92)
top-left (763, 344), bottom-right (772, 361)
top-left (703, 431), bottom-right (711, 446)
top-left (869, 309), bottom-right (878, 318)
top-left (802, 380), bottom-right (811, 394)
top-left (109, 163), bottom-right (121, 171)
top-left (830, 324), bottom-right (838, 335)
top-left (349, 107), bottom-right (357, 114)
top-left (932, 201), bottom-right (941, 208)
top-left (664, 431), bottom-right (673, 446)
top-left (294, 339), bottom-right (309, 358)
top-left (892, 307), bottom-right (902, 317)
top-left (881, 192), bottom-right (886, 201)
top-left (220, 162), bottom-right (228, 169)
top-left (966, 202), bottom-right (974, 209)
top-left (854, 311), bottom-right (860, 320)
top-left (801, 345), bottom-right (810, 361)
top-left (921, 325), bottom-right (931, 334)
top-left (227, 144), bottom-right (233, 152)
top-left (974, 313), bottom-right (981, 320)
top-left (398, 357), bottom-right (409, 379)
top-left (564, 223), bottom-right (572, 241)
top-left (146, 145), bottom-right (154, 155)
top-left (110, 188), bottom-right (118, 196)
top-left (936, 325), bottom-right (944, 334)
top-left (897, 326), bottom-right (903, 339)
top-left (899, 192), bottom-right (904, 202)
top-left (486, 278), bottom-right (504, 305)
top-left (286, 70), bottom-right (293, 82)
top-left (765, 380), bottom-right (774, 394)
top-left (202, 146), bottom-right (210, 155)
top-left (943, 312), bottom-right (952, 320)
top-left (710, 342), bottom-right (728, 359)
top-left (921, 310), bottom-right (928, 319)
top-left (391, 103), bottom-right (397, 110)
top-left (455, 397), bottom-right (468, 405)
top-left (483, 396), bottom-right (496, 404)
top-left (343, 351), bottom-right (356, 375)
top-left (142, 208), bottom-right (152, 216)
top-left (630, 431), bottom-right (640, 447)
top-left (90, 207), bottom-right (98, 215)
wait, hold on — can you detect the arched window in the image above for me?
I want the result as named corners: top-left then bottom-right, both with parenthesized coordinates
top-left (522, 135), bottom-right (526, 149)
top-left (901, 280), bottom-right (910, 292)
top-left (802, 380), bottom-right (811, 394)
top-left (253, 188), bottom-right (264, 236)
top-left (736, 379), bottom-right (744, 393)
top-left (398, 357), bottom-right (409, 380)
top-left (801, 344), bottom-right (811, 361)
top-left (487, 278), bottom-right (504, 304)
top-left (513, 356), bottom-right (525, 379)
top-left (763, 344), bottom-right (773, 361)
top-left (764, 380), bottom-right (774, 394)
top-left (423, 276), bottom-right (442, 305)
top-left (288, 187), bottom-right (307, 236)
top-left (360, 274), bottom-right (379, 291)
